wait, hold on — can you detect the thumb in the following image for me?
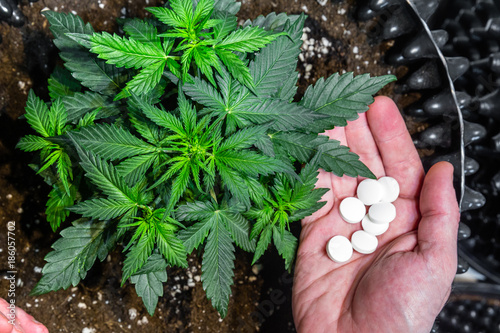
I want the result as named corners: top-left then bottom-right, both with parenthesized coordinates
top-left (417, 161), bottom-right (460, 274)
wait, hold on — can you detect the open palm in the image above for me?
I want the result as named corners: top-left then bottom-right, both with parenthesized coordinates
top-left (292, 97), bottom-right (460, 333)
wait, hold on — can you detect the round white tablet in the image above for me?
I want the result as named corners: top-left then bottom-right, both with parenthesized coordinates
top-left (368, 202), bottom-right (396, 224)
top-left (326, 236), bottom-right (353, 263)
top-left (339, 197), bottom-right (366, 223)
top-left (362, 215), bottom-right (389, 236)
top-left (356, 179), bottom-right (384, 206)
top-left (351, 230), bottom-right (378, 254)
top-left (378, 176), bottom-right (400, 203)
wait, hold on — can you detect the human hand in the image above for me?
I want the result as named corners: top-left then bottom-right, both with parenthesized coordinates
top-left (292, 96), bottom-right (460, 333)
top-left (0, 298), bottom-right (48, 333)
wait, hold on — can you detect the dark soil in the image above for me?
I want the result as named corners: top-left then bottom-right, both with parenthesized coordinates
top-left (0, 0), bottom-right (409, 332)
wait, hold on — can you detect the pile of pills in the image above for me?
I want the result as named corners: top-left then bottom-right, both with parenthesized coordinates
top-left (326, 176), bottom-right (400, 263)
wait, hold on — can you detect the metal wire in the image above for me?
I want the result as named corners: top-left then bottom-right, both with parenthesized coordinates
top-left (406, 0), bottom-right (466, 210)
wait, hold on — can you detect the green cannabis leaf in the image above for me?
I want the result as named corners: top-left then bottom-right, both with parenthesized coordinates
top-left (131, 253), bottom-right (168, 316)
top-left (177, 199), bottom-right (255, 317)
top-left (16, 90), bottom-right (74, 201)
top-left (245, 158), bottom-right (327, 270)
top-left (31, 219), bottom-right (116, 295)
top-left (19, 2), bottom-right (396, 319)
top-left (147, 0), bottom-right (283, 89)
top-left (300, 72), bottom-right (397, 132)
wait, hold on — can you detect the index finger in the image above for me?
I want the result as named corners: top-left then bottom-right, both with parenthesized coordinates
top-left (366, 96), bottom-right (424, 198)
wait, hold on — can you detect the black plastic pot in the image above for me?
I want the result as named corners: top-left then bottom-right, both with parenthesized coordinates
top-left (358, 0), bottom-right (486, 276)
top-left (428, 0), bottom-right (500, 284)
top-left (432, 282), bottom-right (500, 333)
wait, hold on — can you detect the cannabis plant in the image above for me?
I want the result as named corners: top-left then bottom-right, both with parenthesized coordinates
top-left (17, 0), bottom-right (395, 317)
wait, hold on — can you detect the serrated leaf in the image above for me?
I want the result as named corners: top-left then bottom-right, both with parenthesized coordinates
top-left (274, 71), bottom-right (298, 102)
top-left (75, 146), bottom-right (139, 203)
top-left (166, 57), bottom-right (182, 79)
top-left (215, 48), bottom-right (254, 90)
top-left (123, 60), bottom-right (166, 96)
top-left (43, 11), bottom-right (125, 95)
top-left (148, 6), bottom-right (185, 27)
top-left (214, 0), bottom-right (240, 15)
top-left (77, 109), bottom-right (99, 128)
top-left (216, 25), bottom-right (282, 53)
top-left (130, 253), bottom-right (168, 316)
top-left (48, 77), bottom-right (75, 99)
top-left (248, 208), bottom-right (271, 240)
top-left (49, 98), bottom-right (67, 136)
top-left (69, 198), bottom-right (137, 220)
top-left (254, 135), bottom-right (274, 157)
top-left (176, 201), bottom-right (217, 221)
top-left (63, 91), bottom-right (119, 123)
top-left (272, 132), bottom-right (375, 178)
top-left (122, 228), bottom-right (156, 284)
top-left (244, 12), bottom-right (299, 31)
top-left (31, 219), bottom-right (116, 295)
top-left (177, 218), bottom-right (214, 253)
top-left (289, 201), bottom-right (327, 223)
top-left (193, 0), bottom-right (214, 24)
top-left (170, 0), bottom-right (194, 26)
top-left (131, 94), bottom-right (185, 136)
top-left (46, 183), bottom-right (77, 232)
top-left (218, 125), bottom-right (268, 151)
top-left (183, 75), bottom-right (226, 110)
top-left (43, 11), bottom-right (94, 50)
top-left (213, 11), bottom-right (237, 40)
top-left (48, 66), bottom-right (81, 99)
top-left (56, 150), bottom-right (73, 195)
top-left (221, 211), bottom-right (255, 252)
top-left (166, 163), bottom-right (191, 212)
top-left (290, 160), bottom-right (327, 209)
top-left (244, 176), bottom-right (269, 207)
top-left (38, 149), bottom-right (62, 175)
top-left (216, 162), bottom-right (250, 207)
top-left (202, 219), bottom-right (235, 318)
top-left (177, 92), bottom-right (197, 135)
top-left (24, 90), bottom-right (51, 138)
top-left (65, 32), bottom-right (93, 48)
top-left (180, 46), bottom-right (195, 81)
top-left (123, 19), bottom-right (161, 50)
top-left (155, 223), bottom-right (188, 267)
top-left (272, 227), bottom-right (297, 271)
top-left (317, 140), bottom-right (375, 178)
top-left (216, 150), bottom-right (292, 177)
top-left (129, 113), bottom-right (167, 145)
top-left (193, 46), bottom-right (221, 86)
top-left (16, 135), bottom-right (53, 152)
top-left (72, 123), bottom-right (157, 160)
top-left (117, 207), bottom-right (140, 241)
top-left (91, 32), bottom-right (167, 70)
top-left (117, 153), bottom-right (157, 186)
top-left (300, 73), bottom-right (397, 131)
top-left (252, 225), bottom-right (272, 264)
top-left (62, 52), bottom-right (126, 95)
top-left (216, 63), bottom-right (246, 110)
top-left (249, 14), bottom-right (305, 97)
top-left (231, 98), bottom-right (326, 131)
top-left (149, 158), bottom-right (187, 190)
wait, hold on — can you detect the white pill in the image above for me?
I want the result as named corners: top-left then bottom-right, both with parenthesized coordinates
top-left (368, 202), bottom-right (396, 224)
top-left (356, 179), bottom-right (384, 205)
top-left (351, 230), bottom-right (378, 254)
top-left (378, 176), bottom-right (400, 203)
top-left (362, 215), bottom-right (389, 236)
top-left (339, 197), bottom-right (366, 223)
top-left (326, 236), bottom-right (353, 263)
